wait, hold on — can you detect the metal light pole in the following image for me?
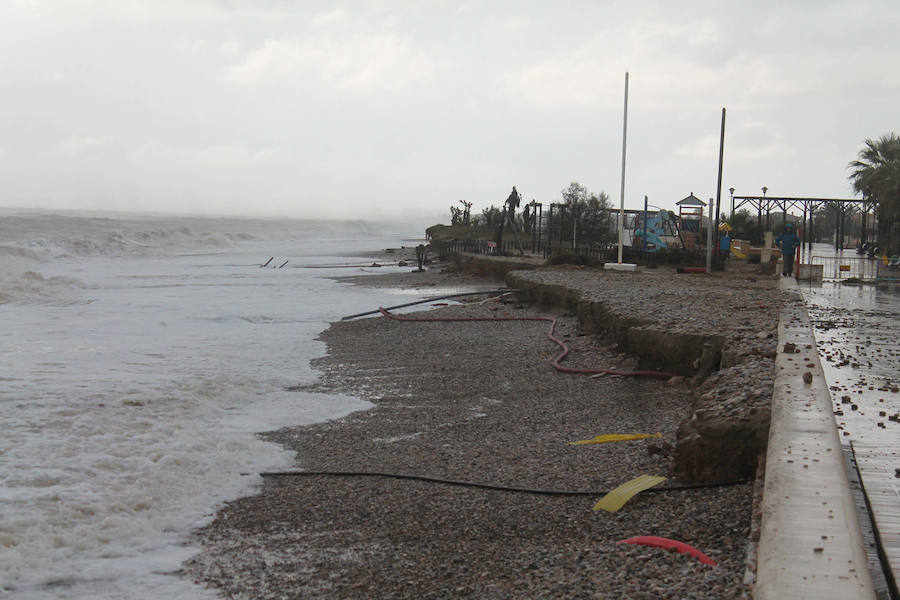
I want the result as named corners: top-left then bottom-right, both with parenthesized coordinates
top-left (642, 195), bottom-right (648, 254)
top-left (706, 198), bottom-right (714, 272)
top-left (617, 71), bottom-right (629, 264)
top-left (714, 108), bottom-right (726, 264)
top-left (572, 203), bottom-right (577, 250)
top-left (537, 202), bottom-right (543, 253)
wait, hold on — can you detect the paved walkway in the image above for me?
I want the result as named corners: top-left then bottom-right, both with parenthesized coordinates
top-left (853, 441), bottom-right (900, 596)
top-left (755, 276), bottom-right (876, 599)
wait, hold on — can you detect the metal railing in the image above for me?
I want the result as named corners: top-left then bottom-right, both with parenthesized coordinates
top-left (809, 255), bottom-right (880, 281)
top-left (432, 238), bottom-right (707, 267)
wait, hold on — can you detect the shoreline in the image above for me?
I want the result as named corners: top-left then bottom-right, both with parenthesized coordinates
top-left (182, 260), bottom-right (788, 598)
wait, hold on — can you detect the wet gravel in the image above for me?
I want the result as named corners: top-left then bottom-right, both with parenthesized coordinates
top-left (183, 271), bottom-right (766, 599)
top-left (509, 267), bottom-right (796, 362)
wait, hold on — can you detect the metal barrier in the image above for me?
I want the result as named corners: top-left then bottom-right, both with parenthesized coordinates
top-left (809, 255), bottom-right (880, 281)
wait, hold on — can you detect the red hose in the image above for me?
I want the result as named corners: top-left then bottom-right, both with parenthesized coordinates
top-left (378, 308), bottom-right (678, 380)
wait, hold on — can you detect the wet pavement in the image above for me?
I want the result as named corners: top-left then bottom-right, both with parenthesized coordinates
top-left (801, 281), bottom-right (900, 444)
top-left (800, 276), bottom-right (900, 591)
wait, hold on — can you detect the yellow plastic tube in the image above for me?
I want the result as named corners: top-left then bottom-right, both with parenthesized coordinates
top-left (592, 475), bottom-right (667, 512)
top-left (568, 432), bottom-right (662, 446)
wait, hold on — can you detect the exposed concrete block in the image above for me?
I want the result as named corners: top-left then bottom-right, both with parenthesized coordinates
top-left (604, 262), bottom-right (639, 272)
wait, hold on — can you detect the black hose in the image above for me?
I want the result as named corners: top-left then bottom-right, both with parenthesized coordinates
top-left (341, 289), bottom-right (519, 320)
top-left (259, 469), bottom-right (748, 496)
top-left (332, 294), bottom-right (748, 497)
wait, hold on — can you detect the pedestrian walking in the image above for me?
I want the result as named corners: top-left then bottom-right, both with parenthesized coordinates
top-left (775, 222), bottom-right (801, 277)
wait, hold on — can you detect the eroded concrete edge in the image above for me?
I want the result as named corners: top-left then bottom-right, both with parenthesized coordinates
top-left (506, 272), bottom-right (723, 375)
top-left (754, 278), bottom-right (875, 599)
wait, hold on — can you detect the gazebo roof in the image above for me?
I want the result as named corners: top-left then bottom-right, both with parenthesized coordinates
top-left (676, 193), bottom-right (706, 206)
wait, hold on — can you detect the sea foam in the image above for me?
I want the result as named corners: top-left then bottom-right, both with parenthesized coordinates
top-left (0, 211), bottom-right (425, 599)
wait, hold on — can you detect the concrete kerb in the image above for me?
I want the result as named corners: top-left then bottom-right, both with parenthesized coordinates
top-left (754, 277), bottom-right (875, 599)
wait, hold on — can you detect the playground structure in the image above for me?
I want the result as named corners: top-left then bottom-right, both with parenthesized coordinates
top-left (444, 189), bottom-right (896, 275)
top-left (631, 209), bottom-right (681, 252)
top-left (676, 194), bottom-right (706, 249)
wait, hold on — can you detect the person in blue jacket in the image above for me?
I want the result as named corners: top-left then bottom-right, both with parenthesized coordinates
top-left (775, 222), bottom-right (801, 277)
top-left (719, 231), bottom-right (732, 267)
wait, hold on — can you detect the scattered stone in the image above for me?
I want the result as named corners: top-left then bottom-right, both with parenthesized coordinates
top-left (803, 372), bottom-right (813, 384)
top-left (189, 263), bottom-right (792, 599)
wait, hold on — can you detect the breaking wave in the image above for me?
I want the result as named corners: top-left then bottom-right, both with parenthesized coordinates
top-left (0, 210), bottom-right (389, 304)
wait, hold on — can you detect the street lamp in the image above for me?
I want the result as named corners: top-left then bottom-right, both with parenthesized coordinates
top-left (729, 187), bottom-right (735, 214)
top-left (762, 186), bottom-right (770, 235)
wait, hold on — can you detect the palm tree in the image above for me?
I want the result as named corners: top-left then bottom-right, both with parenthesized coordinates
top-left (848, 133), bottom-right (900, 254)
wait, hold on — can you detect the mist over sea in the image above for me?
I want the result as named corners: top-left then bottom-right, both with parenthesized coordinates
top-left (0, 210), bottom-right (433, 599)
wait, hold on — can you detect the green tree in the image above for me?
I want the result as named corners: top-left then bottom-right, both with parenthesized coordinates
top-left (449, 205), bottom-right (462, 226)
top-left (560, 181), bottom-right (612, 245)
top-left (848, 133), bottom-right (900, 253)
top-left (480, 205), bottom-right (503, 228)
top-left (724, 208), bottom-right (760, 242)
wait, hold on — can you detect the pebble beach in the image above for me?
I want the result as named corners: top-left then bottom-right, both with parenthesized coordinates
top-left (185, 259), bottom-right (792, 599)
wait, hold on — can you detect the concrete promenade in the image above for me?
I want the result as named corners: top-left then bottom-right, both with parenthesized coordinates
top-left (754, 276), bottom-right (876, 599)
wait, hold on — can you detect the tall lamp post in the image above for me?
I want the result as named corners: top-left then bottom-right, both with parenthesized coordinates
top-left (617, 71), bottom-right (629, 264)
top-left (762, 186), bottom-right (769, 236)
top-left (605, 71), bottom-right (637, 271)
top-left (713, 107), bottom-right (726, 265)
top-left (729, 187), bottom-right (735, 214)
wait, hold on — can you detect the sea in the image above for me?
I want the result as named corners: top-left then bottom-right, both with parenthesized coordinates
top-left (0, 210), bottom-right (455, 599)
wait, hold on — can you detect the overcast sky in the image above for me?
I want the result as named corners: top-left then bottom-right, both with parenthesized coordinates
top-left (2, 0), bottom-right (898, 222)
